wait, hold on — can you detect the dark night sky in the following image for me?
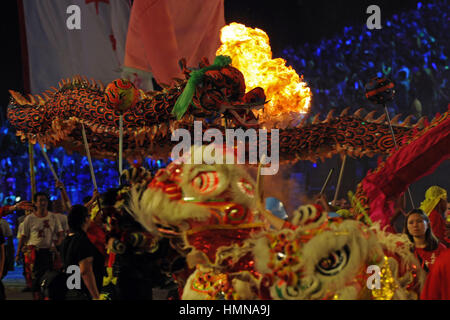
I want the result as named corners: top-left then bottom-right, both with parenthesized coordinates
top-left (224, 0), bottom-right (420, 56)
top-left (1, 0), bottom-right (424, 121)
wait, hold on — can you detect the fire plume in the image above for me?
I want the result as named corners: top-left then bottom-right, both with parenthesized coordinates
top-left (217, 23), bottom-right (312, 126)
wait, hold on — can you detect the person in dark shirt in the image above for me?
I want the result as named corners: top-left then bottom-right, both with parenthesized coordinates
top-left (62, 205), bottom-right (105, 300)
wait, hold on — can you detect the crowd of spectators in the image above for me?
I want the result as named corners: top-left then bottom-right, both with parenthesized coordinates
top-left (282, 1), bottom-right (449, 118)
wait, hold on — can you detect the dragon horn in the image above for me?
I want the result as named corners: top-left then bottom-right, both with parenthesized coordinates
top-left (27, 94), bottom-right (37, 105)
top-left (401, 115), bottom-right (413, 127)
top-left (374, 114), bottom-right (386, 123)
top-left (324, 110), bottom-right (334, 122)
top-left (414, 116), bottom-right (427, 128)
top-left (353, 108), bottom-right (365, 118)
top-left (312, 113), bottom-right (321, 124)
top-left (340, 107), bottom-right (350, 117)
top-left (42, 92), bottom-right (51, 101)
top-left (9, 90), bottom-right (29, 105)
top-left (364, 110), bottom-right (377, 121)
top-left (391, 113), bottom-right (402, 124)
top-left (35, 94), bottom-right (45, 106)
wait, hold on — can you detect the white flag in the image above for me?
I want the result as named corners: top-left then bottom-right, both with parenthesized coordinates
top-left (22, 0), bottom-right (131, 94)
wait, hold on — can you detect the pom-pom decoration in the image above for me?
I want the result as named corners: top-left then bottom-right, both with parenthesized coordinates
top-left (364, 77), bottom-right (395, 105)
top-left (105, 79), bottom-right (140, 113)
top-left (105, 79), bottom-right (139, 181)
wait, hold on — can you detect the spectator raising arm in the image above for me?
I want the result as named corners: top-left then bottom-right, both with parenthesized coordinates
top-left (0, 201), bottom-right (34, 217)
top-left (56, 180), bottom-right (72, 212)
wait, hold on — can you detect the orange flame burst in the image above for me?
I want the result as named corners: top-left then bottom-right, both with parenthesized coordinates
top-left (216, 23), bottom-right (312, 125)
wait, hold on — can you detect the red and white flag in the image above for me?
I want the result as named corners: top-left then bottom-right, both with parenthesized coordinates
top-left (21, 0), bottom-right (131, 94)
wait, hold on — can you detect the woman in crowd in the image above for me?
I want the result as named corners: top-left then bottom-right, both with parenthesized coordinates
top-left (404, 208), bottom-right (447, 272)
top-left (62, 205), bottom-right (105, 300)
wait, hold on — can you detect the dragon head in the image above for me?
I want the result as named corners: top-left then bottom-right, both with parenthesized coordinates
top-left (175, 56), bottom-right (267, 128)
top-left (251, 206), bottom-right (425, 300)
top-left (127, 147), bottom-right (265, 259)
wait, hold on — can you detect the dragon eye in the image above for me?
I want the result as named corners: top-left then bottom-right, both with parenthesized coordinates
top-left (191, 171), bottom-right (219, 194)
top-left (236, 179), bottom-right (255, 197)
top-left (316, 245), bottom-right (350, 276)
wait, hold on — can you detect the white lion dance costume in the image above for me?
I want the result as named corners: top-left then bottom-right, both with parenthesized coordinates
top-left (126, 147), bottom-right (425, 300)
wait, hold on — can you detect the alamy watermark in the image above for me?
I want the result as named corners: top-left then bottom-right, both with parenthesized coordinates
top-left (170, 121), bottom-right (279, 175)
top-left (366, 5), bottom-right (382, 30)
top-left (66, 5), bottom-right (81, 30)
top-left (66, 265), bottom-right (81, 289)
top-left (366, 265), bottom-right (381, 290)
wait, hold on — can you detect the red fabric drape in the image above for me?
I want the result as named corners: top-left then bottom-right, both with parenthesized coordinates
top-left (124, 0), bottom-right (225, 85)
top-left (362, 112), bottom-right (450, 228)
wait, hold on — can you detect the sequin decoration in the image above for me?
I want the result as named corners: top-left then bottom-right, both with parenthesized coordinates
top-left (191, 270), bottom-right (237, 300)
top-left (266, 231), bottom-right (301, 287)
top-left (370, 256), bottom-right (398, 300)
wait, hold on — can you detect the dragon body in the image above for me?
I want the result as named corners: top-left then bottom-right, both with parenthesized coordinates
top-left (354, 108), bottom-right (450, 229)
top-left (8, 60), bottom-right (425, 163)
